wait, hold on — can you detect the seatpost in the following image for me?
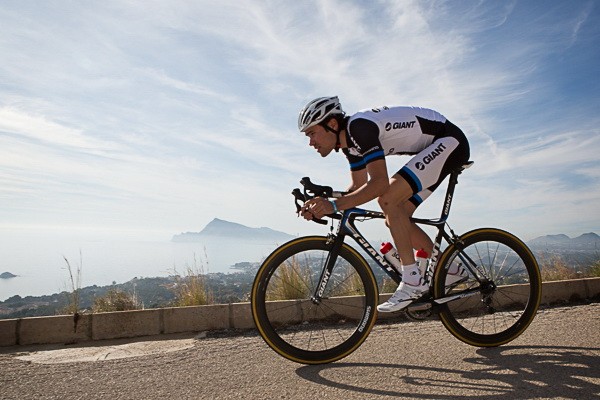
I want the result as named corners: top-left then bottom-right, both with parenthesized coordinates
top-left (439, 169), bottom-right (461, 221)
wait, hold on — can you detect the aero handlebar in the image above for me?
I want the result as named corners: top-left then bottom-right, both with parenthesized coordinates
top-left (292, 177), bottom-right (346, 225)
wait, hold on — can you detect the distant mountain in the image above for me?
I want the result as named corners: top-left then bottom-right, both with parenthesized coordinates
top-left (528, 232), bottom-right (599, 247)
top-left (171, 218), bottom-right (296, 243)
top-left (528, 234), bottom-right (571, 245)
top-left (573, 232), bottom-right (600, 244)
top-left (0, 272), bottom-right (17, 279)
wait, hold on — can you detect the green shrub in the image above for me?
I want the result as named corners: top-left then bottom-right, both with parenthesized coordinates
top-left (591, 260), bottom-right (600, 278)
top-left (93, 289), bottom-right (141, 312)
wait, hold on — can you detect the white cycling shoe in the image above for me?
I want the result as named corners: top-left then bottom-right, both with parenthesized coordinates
top-left (377, 280), bottom-right (429, 313)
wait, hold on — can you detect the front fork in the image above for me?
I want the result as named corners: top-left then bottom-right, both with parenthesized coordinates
top-left (311, 234), bottom-right (345, 304)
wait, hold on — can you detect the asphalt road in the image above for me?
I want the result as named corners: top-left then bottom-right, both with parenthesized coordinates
top-left (1, 303), bottom-right (599, 400)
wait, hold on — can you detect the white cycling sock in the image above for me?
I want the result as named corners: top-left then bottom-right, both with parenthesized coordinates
top-left (400, 263), bottom-right (422, 286)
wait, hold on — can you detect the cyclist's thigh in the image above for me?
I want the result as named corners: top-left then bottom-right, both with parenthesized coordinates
top-left (397, 136), bottom-right (461, 194)
top-left (379, 174), bottom-right (414, 207)
top-left (408, 188), bottom-right (433, 209)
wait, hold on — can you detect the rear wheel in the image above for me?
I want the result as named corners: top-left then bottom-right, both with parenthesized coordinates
top-left (433, 228), bottom-right (541, 347)
top-left (251, 236), bottom-right (378, 364)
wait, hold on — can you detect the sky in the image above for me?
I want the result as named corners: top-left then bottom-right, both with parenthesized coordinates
top-left (1, 0), bottom-right (599, 247)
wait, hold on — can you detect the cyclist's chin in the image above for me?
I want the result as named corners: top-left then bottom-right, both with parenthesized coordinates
top-left (318, 147), bottom-right (334, 157)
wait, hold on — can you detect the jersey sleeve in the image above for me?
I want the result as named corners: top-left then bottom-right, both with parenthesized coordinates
top-left (342, 148), bottom-right (365, 171)
top-left (345, 118), bottom-right (385, 171)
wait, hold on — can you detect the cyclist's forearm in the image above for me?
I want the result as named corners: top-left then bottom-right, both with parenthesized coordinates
top-left (347, 169), bottom-right (368, 193)
top-left (336, 176), bottom-right (389, 210)
top-left (337, 159), bottom-right (389, 210)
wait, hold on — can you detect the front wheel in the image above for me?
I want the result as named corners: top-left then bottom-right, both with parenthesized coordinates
top-left (433, 228), bottom-right (542, 347)
top-left (251, 236), bottom-right (378, 364)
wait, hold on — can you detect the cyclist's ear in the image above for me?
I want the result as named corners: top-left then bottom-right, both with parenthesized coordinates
top-left (326, 117), bottom-right (338, 132)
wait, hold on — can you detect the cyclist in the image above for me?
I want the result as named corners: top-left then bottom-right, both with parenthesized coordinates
top-left (298, 96), bottom-right (470, 312)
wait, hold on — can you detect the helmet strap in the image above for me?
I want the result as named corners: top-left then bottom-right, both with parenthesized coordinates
top-left (323, 124), bottom-right (342, 153)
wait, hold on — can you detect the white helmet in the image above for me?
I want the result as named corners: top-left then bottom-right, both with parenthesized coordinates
top-left (297, 96), bottom-right (344, 131)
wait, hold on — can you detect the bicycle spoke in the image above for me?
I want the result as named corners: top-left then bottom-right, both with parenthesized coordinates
top-left (494, 249), bottom-right (511, 282)
top-left (252, 237), bottom-right (377, 360)
top-left (435, 229), bottom-right (541, 347)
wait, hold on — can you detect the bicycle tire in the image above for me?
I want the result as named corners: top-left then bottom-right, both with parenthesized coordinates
top-left (251, 236), bottom-right (378, 364)
top-left (433, 228), bottom-right (541, 347)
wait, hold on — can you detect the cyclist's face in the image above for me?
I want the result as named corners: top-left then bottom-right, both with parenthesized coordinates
top-left (305, 124), bottom-right (336, 157)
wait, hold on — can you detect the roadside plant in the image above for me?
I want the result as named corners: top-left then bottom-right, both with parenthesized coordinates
top-left (590, 259), bottom-right (600, 278)
top-left (266, 256), bottom-right (312, 301)
top-left (61, 251), bottom-right (82, 315)
top-left (171, 252), bottom-right (213, 306)
top-left (93, 289), bottom-right (142, 312)
top-left (539, 253), bottom-right (584, 281)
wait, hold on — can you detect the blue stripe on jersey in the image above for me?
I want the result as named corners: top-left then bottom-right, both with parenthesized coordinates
top-left (400, 166), bottom-right (423, 192)
top-left (350, 159), bottom-right (366, 169)
top-left (363, 150), bottom-right (385, 163)
top-left (349, 150), bottom-right (384, 170)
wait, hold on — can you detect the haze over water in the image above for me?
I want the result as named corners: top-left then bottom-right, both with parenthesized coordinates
top-left (0, 228), bottom-right (281, 301)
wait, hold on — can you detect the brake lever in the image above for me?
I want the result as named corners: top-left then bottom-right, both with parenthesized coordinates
top-left (292, 188), bottom-right (305, 214)
top-left (292, 188), bottom-right (328, 225)
top-left (300, 177), bottom-right (333, 198)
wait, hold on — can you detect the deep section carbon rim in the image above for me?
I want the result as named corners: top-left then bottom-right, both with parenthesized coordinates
top-left (434, 228), bottom-right (542, 347)
top-left (251, 236), bottom-right (378, 364)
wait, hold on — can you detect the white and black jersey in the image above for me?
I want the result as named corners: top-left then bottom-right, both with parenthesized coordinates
top-left (342, 106), bottom-right (470, 207)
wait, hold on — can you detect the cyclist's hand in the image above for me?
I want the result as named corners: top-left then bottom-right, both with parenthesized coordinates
top-left (299, 206), bottom-right (314, 221)
top-left (300, 197), bottom-right (334, 220)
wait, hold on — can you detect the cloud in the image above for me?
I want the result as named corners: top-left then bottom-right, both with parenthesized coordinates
top-left (567, 1), bottom-right (594, 47)
top-left (0, 107), bottom-right (122, 152)
top-left (0, 0), bottom-right (598, 241)
top-left (471, 128), bottom-right (600, 177)
top-left (140, 68), bottom-right (239, 104)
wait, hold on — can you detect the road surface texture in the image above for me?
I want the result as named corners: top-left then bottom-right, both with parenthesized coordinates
top-left (1, 303), bottom-right (598, 399)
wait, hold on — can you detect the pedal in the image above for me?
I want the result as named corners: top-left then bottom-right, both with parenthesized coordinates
top-left (407, 302), bottom-right (432, 312)
top-left (406, 301), bottom-right (433, 320)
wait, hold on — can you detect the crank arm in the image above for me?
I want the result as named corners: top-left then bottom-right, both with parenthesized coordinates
top-left (433, 289), bottom-right (481, 305)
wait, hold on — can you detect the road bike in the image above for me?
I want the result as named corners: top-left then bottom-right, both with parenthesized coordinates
top-left (251, 162), bottom-right (542, 364)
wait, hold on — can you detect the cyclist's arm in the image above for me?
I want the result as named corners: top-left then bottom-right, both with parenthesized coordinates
top-left (300, 161), bottom-right (388, 220)
top-left (347, 168), bottom-right (368, 193)
top-left (335, 159), bottom-right (389, 210)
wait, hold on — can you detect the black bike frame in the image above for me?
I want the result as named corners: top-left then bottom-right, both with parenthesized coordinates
top-left (311, 164), bottom-right (472, 304)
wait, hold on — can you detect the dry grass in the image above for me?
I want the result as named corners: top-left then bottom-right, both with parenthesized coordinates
top-left (331, 268), bottom-right (366, 297)
top-left (93, 289), bottom-right (142, 312)
top-left (380, 278), bottom-right (398, 294)
top-left (538, 253), bottom-right (600, 282)
top-left (61, 252), bottom-right (82, 315)
top-left (266, 256), bottom-right (368, 300)
top-left (266, 256), bottom-right (311, 301)
top-left (591, 260), bottom-right (600, 277)
top-left (171, 253), bottom-right (213, 307)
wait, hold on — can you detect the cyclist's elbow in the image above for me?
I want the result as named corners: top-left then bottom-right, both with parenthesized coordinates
top-left (371, 177), bottom-right (390, 197)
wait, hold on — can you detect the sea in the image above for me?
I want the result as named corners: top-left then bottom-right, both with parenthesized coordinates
top-left (0, 231), bottom-right (284, 301)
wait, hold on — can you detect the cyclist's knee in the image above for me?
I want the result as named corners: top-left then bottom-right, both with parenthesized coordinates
top-left (377, 192), bottom-right (396, 213)
top-left (378, 194), bottom-right (408, 217)
top-left (378, 181), bottom-right (414, 215)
